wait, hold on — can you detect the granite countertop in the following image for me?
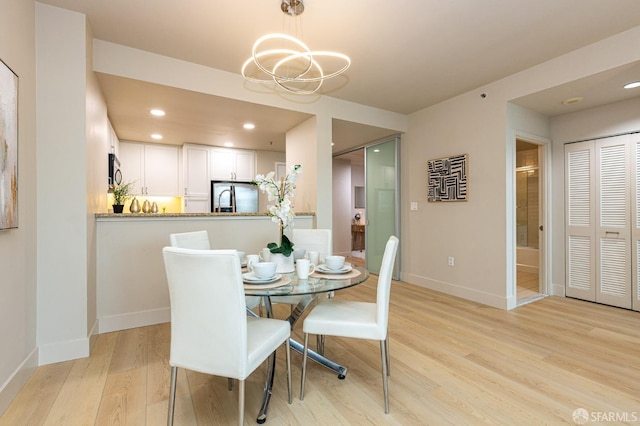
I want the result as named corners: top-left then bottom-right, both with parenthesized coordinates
top-left (95, 212), bottom-right (316, 218)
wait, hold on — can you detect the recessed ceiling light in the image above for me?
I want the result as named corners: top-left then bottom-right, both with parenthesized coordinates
top-left (150, 109), bottom-right (165, 116)
top-left (623, 81), bottom-right (640, 89)
top-left (243, 123), bottom-right (255, 130)
top-left (151, 133), bottom-right (163, 140)
top-left (561, 97), bottom-right (583, 105)
top-left (224, 141), bottom-right (234, 147)
top-left (374, 149), bottom-right (380, 153)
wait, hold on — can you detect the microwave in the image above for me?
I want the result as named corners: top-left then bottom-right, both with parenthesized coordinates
top-left (108, 153), bottom-right (122, 187)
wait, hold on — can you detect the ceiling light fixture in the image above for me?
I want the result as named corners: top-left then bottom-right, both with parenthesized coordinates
top-left (243, 123), bottom-right (255, 130)
top-left (150, 109), bottom-right (165, 116)
top-left (241, 0), bottom-right (350, 95)
top-left (151, 133), bottom-right (163, 140)
top-left (623, 81), bottom-right (640, 89)
top-left (561, 96), bottom-right (583, 105)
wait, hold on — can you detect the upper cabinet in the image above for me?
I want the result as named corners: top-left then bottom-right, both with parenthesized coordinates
top-left (183, 144), bottom-right (210, 197)
top-left (119, 142), bottom-right (180, 196)
top-left (210, 147), bottom-right (256, 181)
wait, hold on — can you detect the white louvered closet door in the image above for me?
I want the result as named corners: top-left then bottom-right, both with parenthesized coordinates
top-left (632, 134), bottom-right (640, 311)
top-left (565, 142), bottom-right (596, 301)
top-left (565, 136), bottom-right (632, 309)
top-left (595, 136), bottom-right (631, 309)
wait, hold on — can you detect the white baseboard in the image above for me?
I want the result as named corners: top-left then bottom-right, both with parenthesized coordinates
top-left (98, 307), bottom-right (170, 334)
top-left (516, 263), bottom-right (539, 274)
top-left (400, 272), bottom-right (509, 310)
top-left (38, 336), bottom-right (90, 366)
top-left (0, 347), bottom-right (38, 416)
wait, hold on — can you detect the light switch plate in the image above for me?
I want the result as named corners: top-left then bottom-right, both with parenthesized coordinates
top-left (410, 202), bottom-right (418, 210)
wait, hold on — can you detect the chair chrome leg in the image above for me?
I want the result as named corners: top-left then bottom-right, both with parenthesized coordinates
top-left (228, 378), bottom-right (234, 390)
top-left (385, 336), bottom-right (391, 376)
top-left (316, 335), bottom-right (325, 355)
top-left (380, 340), bottom-right (390, 414)
top-left (285, 339), bottom-right (292, 404)
top-left (238, 379), bottom-right (245, 426)
top-left (168, 366), bottom-right (178, 426)
top-left (300, 333), bottom-right (310, 400)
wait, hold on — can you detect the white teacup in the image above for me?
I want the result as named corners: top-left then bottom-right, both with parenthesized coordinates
top-left (296, 258), bottom-right (315, 280)
top-left (307, 250), bottom-right (319, 266)
top-left (246, 254), bottom-right (260, 270)
top-left (324, 255), bottom-right (345, 271)
top-left (293, 247), bottom-right (306, 261)
top-left (236, 251), bottom-right (246, 264)
top-left (260, 247), bottom-right (271, 262)
top-left (252, 261), bottom-right (277, 279)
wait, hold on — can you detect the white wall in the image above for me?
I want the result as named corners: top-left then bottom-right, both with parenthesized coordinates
top-left (401, 26), bottom-right (640, 309)
top-left (36, 3), bottom-right (110, 365)
top-left (96, 215), bottom-right (314, 333)
top-left (255, 149), bottom-right (285, 213)
top-left (351, 163), bottom-right (365, 222)
top-left (85, 24), bottom-right (111, 343)
top-left (285, 116), bottom-right (321, 221)
top-left (332, 158), bottom-right (352, 255)
top-left (0, 0), bottom-right (37, 415)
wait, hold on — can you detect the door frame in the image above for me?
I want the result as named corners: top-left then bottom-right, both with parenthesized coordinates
top-left (513, 132), bottom-right (551, 305)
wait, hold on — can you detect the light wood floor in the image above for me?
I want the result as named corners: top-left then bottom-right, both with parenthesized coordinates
top-left (517, 270), bottom-right (542, 302)
top-left (2, 264), bottom-right (640, 425)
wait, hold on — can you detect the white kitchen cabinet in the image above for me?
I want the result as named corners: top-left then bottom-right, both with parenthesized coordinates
top-left (210, 147), bottom-right (256, 181)
top-left (119, 142), bottom-right (180, 196)
top-left (183, 144), bottom-right (210, 196)
top-left (183, 197), bottom-right (210, 213)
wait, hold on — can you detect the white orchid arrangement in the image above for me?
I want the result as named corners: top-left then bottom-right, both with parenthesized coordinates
top-left (253, 164), bottom-right (302, 256)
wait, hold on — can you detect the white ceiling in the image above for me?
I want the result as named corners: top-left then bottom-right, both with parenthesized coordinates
top-left (40, 0), bottom-right (640, 155)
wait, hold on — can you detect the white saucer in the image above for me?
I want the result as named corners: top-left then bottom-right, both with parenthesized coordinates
top-left (317, 264), bottom-right (352, 274)
top-left (242, 272), bottom-right (281, 284)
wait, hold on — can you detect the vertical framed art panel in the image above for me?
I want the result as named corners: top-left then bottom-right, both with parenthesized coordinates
top-left (427, 154), bottom-right (468, 202)
top-left (0, 58), bottom-right (18, 229)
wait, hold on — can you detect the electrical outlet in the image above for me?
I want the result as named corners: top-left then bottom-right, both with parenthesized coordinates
top-left (410, 201), bottom-right (418, 211)
top-left (448, 256), bottom-right (454, 267)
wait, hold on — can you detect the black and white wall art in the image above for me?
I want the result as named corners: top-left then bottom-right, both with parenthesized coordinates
top-left (427, 154), bottom-right (468, 202)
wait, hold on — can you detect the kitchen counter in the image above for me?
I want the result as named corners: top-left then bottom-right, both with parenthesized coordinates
top-left (95, 211), bottom-right (316, 219)
top-left (95, 211), bottom-right (316, 334)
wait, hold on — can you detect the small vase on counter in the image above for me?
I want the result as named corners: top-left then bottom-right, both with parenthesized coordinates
top-left (151, 202), bottom-right (158, 213)
top-left (142, 200), bottom-right (151, 213)
top-left (129, 197), bottom-right (141, 213)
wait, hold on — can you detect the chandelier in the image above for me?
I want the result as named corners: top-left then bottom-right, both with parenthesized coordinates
top-left (241, 0), bottom-right (351, 94)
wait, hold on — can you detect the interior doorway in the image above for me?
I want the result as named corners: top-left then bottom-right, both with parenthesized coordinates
top-left (515, 139), bottom-right (546, 305)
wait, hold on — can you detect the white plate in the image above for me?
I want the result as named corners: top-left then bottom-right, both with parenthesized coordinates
top-left (243, 272), bottom-right (281, 284)
top-left (317, 264), bottom-right (352, 274)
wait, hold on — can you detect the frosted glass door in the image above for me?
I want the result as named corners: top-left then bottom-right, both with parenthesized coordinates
top-left (365, 137), bottom-right (400, 277)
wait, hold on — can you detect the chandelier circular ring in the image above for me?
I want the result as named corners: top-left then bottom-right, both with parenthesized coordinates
top-left (242, 33), bottom-right (351, 94)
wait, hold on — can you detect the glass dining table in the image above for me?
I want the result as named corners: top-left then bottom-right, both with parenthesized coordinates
top-left (244, 266), bottom-right (370, 424)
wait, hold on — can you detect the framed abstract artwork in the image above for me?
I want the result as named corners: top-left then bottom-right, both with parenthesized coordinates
top-left (0, 58), bottom-right (18, 229)
top-left (427, 154), bottom-right (468, 202)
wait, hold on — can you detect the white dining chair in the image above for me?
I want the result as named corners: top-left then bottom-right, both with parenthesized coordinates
top-left (168, 229), bottom-right (210, 249)
top-left (300, 235), bottom-right (399, 414)
top-left (162, 247), bottom-right (292, 426)
top-left (169, 230), bottom-right (261, 311)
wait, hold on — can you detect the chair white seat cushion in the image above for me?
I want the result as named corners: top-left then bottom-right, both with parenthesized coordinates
top-left (302, 300), bottom-right (384, 341)
top-left (246, 317), bottom-right (290, 375)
